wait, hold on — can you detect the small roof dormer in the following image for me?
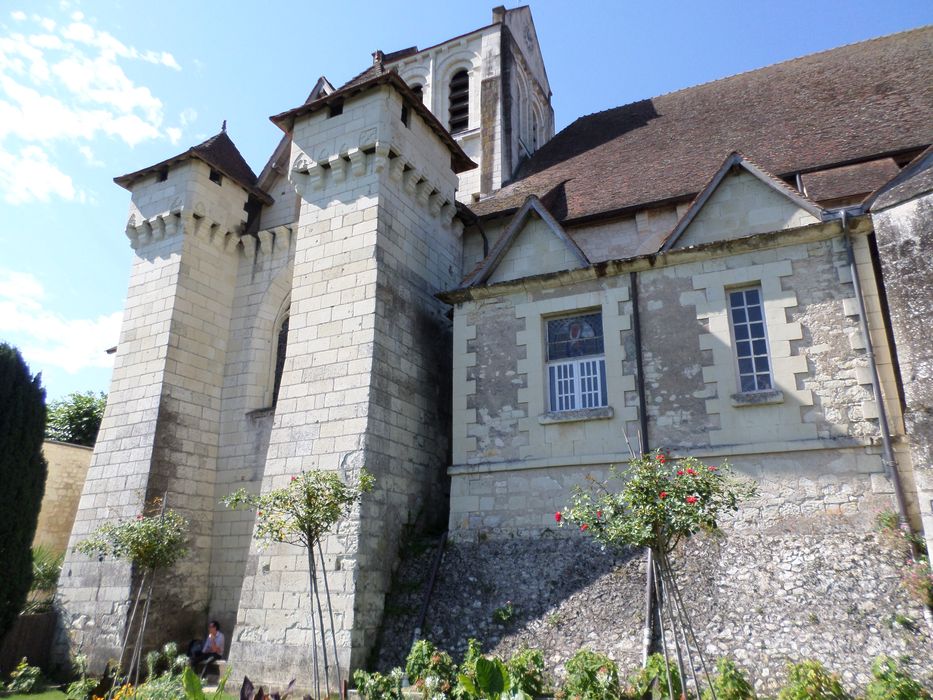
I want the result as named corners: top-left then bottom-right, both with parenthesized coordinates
top-left (114, 129), bottom-right (272, 205)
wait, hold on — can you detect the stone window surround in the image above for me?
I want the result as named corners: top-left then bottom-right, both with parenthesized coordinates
top-left (515, 287), bottom-right (637, 434)
top-left (692, 258), bottom-right (817, 446)
top-left (725, 283), bottom-right (777, 397)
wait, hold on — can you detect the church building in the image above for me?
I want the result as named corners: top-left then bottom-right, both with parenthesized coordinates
top-left (55, 6), bottom-right (933, 691)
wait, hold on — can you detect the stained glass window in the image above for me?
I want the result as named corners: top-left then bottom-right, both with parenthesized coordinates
top-left (546, 312), bottom-right (608, 412)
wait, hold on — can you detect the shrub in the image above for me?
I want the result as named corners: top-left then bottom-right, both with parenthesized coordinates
top-left (0, 343), bottom-right (47, 639)
top-left (507, 647), bottom-right (549, 697)
top-left (454, 639), bottom-right (484, 700)
top-left (561, 649), bottom-right (621, 700)
top-left (406, 640), bottom-right (457, 696)
top-left (458, 657), bottom-right (514, 700)
top-left (492, 601), bottom-right (516, 625)
top-left (625, 653), bottom-right (682, 700)
top-left (23, 545), bottom-right (64, 614)
top-left (46, 390), bottom-right (107, 447)
top-left (134, 642), bottom-right (188, 700)
top-left (559, 452), bottom-right (756, 554)
top-left (701, 658), bottom-right (756, 700)
top-left (901, 558), bottom-right (933, 608)
top-left (864, 655), bottom-right (931, 700)
top-left (4, 657), bottom-right (42, 694)
top-left (776, 660), bottom-right (851, 700)
top-left (354, 668), bottom-right (404, 700)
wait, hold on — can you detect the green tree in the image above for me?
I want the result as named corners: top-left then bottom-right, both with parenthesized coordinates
top-left (0, 343), bottom-right (48, 638)
top-left (46, 390), bottom-right (107, 446)
top-left (77, 501), bottom-right (189, 691)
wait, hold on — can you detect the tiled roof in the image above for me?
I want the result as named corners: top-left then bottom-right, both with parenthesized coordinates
top-left (865, 145), bottom-right (933, 211)
top-left (115, 130), bottom-right (272, 204)
top-left (270, 71), bottom-right (475, 174)
top-left (471, 26), bottom-right (933, 222)
top-left (801, 158), bottom-right (901, 203)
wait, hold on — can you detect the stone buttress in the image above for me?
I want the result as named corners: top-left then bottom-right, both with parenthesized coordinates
top-left (228, 79), bottom-right (471, 687)
top-left (54, 149), bottom-right (253, 671)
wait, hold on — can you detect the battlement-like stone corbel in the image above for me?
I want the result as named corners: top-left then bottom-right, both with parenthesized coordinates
top-left (329, 154), bottom-right (349, 183)
top-left (416, 180), bottom-right (433, 208)
top-left (389, 155), bottom-right (407, 183)
top-left (348, 148), bottom-right (367, 177)
top-left (404, 169), bottom-right (421, 197)
top-left (373, 143), bottom-right (392, 174)
top-left (257, 229), bottom-right (274, 254)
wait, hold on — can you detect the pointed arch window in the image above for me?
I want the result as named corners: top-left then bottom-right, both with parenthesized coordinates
top-left (272, 316), bottom-right (289, 405)
top-left (448, 70), bottom-right (469, 133)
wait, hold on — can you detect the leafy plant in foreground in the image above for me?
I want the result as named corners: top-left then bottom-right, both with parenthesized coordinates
top-left (4, 657), bottom-right (42, 694)
top-left (560, 649), bottom-right (621, 700)
top-left (406, 639), bottom-right (457, 697)
top-left (625, 653), bottom-right (683, 700)
top-left (863, 655), bottom-right (931, 700)
top-left (701, 658), bottom-right (756, 700)
top-left (776, 660), bottom-right (851, 700)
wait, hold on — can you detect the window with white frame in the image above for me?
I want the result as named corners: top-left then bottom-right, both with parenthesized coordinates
top-left (546, 312), bottom-right (607, 412)
top-left (728, 287), bottom-right (773, 392)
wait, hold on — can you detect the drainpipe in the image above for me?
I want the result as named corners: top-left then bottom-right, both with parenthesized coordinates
top-left (839, 210), bottom-right (912, 535)
top-left (631, 271), bottom-right (655, 665)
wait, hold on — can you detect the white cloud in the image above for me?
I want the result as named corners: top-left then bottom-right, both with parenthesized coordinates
top-left (0, 269), bottom-right (121, 374)
top-left (78, 144), bottom-right (103, 166)
top-left (0, 8), bottom-right (184, 204)
top-left (0, 144), bottom-right (81, 203)
top-left (179, 107), bottom-right (197, 126)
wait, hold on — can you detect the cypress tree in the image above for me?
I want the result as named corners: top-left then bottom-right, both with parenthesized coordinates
top-left (0, 343), bottom-right (48, 638)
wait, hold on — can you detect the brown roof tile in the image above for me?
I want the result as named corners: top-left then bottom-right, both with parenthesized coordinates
top-left (270, 71), bottom-right (475, 174)
top-left (802, 158), bottom-right (901, 202)
top-left (115, 130), bottom-right (272, 204)
top-left (471, 26), bottom-right (933, 222)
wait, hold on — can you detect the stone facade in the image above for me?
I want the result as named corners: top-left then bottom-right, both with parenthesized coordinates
top-left (34, 441), bottom-right (93, 554)
top-left (54, 8), bottom-right (933, 694)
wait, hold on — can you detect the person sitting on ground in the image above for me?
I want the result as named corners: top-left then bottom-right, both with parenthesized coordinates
top-left (188, 620), bottom-right (225, 666)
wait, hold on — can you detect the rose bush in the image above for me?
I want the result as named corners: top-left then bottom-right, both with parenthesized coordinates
top-left (557, 450), bottom-right (756, 554)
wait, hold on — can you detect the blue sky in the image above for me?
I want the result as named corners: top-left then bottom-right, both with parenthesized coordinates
top-left (1, 0), bottom-right (930, 401)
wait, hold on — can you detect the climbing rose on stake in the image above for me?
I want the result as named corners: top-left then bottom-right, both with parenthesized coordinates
top-left (558, 450), bottom-right (756, 554)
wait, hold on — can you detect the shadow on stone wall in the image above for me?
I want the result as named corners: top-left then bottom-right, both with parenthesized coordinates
top-left (375, 535), bottom-right (647, 673)
top-left (374, 521), bottom-right (933, 695)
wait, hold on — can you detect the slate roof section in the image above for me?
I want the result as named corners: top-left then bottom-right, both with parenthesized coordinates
top-left (115, 130), bottom-right (273, 204)
top-left (269, 71), bottom-right (475, 174)
top-left (471, 26), bottom-right (933, 222)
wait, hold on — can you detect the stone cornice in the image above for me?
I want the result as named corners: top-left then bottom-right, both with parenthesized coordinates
top-left (290, 139), bottom-right (459, 230)
top-left (124, 201), bottom-right (288, 259)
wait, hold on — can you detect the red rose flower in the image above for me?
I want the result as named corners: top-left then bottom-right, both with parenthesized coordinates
top-left (291, 476), bottom-right (298, 482)
top-left (656, 455), bottom-right (666, 464)
top-left (687, 468), bottom-right (696, 475)
top-left (686, 496), bottom-right (698, 504)
top-left (555, 511), bottom-right (562, 523)
top-left (708, 466), bottom-right (717, 472)
top-left (596, 510), bottom-right (603, 518)
top-left (677, 470), bottom-right (684, 476)
top-left (580, 523), bottom-right (589, 531)
top-left (659, 491), bottom-right (668, 499)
